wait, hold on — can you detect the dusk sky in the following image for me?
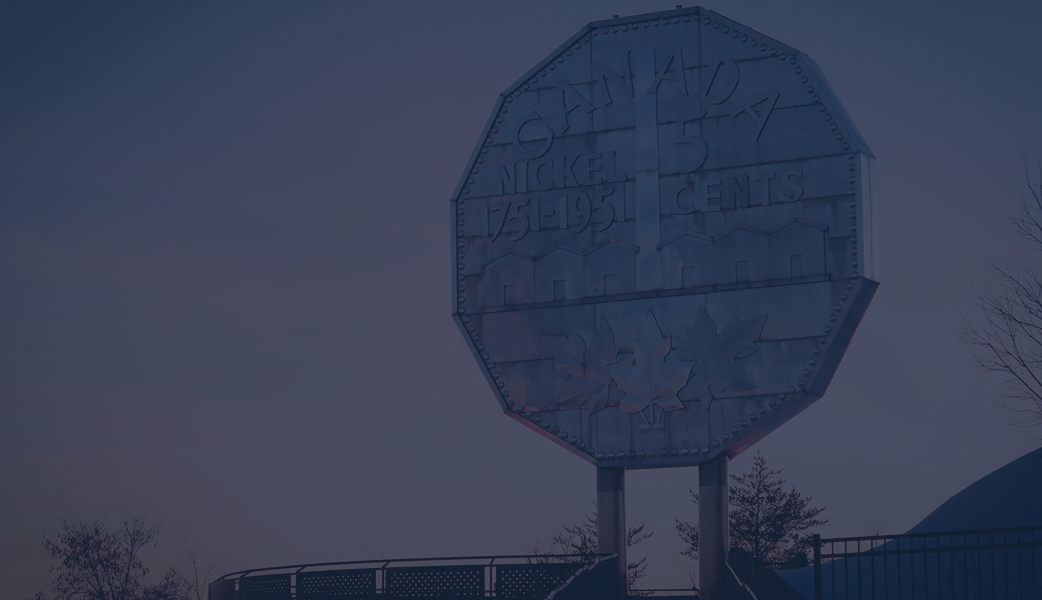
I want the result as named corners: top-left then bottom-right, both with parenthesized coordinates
top-left (3, 1), bottom-right (1042, 598)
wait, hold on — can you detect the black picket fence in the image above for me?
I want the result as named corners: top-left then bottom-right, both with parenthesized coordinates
top-left (209, 554), bottom-right (619, 600)
top-left (813, 526), bottom-right (1042, 600)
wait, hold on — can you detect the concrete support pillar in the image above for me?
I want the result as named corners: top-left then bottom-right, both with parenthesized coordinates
top-left (596, 466), bottom-right (627, 598)
top-left (699, 456), bottom-right (729, 600)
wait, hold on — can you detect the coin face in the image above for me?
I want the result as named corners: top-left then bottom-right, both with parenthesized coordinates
top-left (451, 6), bottom-right (876, 468)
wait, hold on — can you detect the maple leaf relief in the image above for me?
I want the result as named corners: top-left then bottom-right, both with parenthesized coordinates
top-left (542, 309), bottom-right (767, 415)
top-left (609, 312), bottom-right (693, 414)
top-left (542, 318), bottom-right (619, 414)
top-left (675, 308), bottom-right (768, 408)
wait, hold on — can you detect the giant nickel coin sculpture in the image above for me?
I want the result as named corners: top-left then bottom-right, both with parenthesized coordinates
top-left (451, 7), bottom-right (876, 469)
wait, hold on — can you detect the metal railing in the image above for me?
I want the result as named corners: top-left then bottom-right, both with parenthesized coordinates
top-left (625, 589), bottom-right (698, 598)
top-left (813, 525), bottom-right (1042, 599)
top-left (725, 560), bottom-right (759, 600)
top-left (209, 554), bottom-right (618, 600)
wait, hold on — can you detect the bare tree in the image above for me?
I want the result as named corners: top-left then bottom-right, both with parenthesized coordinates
top-left (31, 508), bottom-right (181, 600)
top-left (855, 504), bottom-right (899, 551)
top-left (956, 157), bottom-right (1042, 435)
top-left (529, 508), bottom-right (653, 591)
top-left (168, 525), bottom-right (222, 600)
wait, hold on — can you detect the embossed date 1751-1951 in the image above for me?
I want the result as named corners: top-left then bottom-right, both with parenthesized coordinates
top-left (478, 168), bottom-right (804, 242)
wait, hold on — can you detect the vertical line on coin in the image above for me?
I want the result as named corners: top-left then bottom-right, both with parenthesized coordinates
top-left (634, 46), bottom-right (662, 291)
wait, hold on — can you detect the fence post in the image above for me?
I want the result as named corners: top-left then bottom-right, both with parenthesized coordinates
top-left (813, 534), bottom-right (822, 600)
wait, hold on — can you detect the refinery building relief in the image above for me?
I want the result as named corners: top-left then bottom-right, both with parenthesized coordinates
top-left (477, 218), bottom-right (830, 310)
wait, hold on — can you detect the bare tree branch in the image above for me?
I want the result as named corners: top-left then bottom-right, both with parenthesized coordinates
top-left (529, 505), bottom-right (652, 592)
top-left (955, 157), bottom-right (1042, 436)
top-left (168, 525), bottom-right (222, 600)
